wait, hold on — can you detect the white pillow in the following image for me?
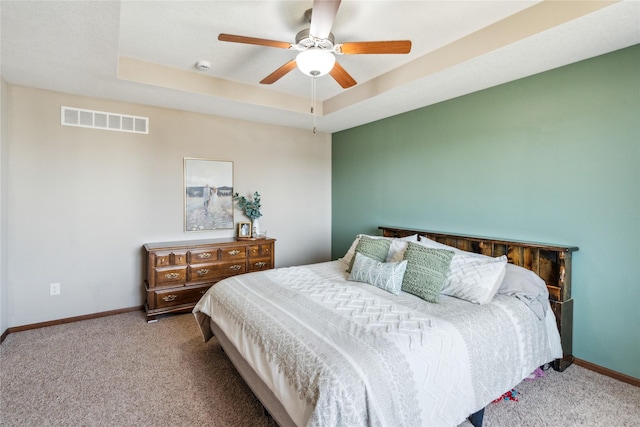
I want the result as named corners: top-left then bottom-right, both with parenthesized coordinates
top-left (349, 252), bottom-right (408, 295)
top-left (387, 234), bottom-right (418, 262)
top-left (417, 236), bottom-right (507, 304)
top-left (499, 263), bottom-right (548, 297)
top-left (340, 234), bottom-right (366, 265)
top-left (498, 263), bottom-right (549, 319)
top-left (341, 234), bottom-right (418, 265)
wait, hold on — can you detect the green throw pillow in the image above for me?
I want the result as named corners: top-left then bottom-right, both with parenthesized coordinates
top-left (346, 236), bottom-right (391, 273)
top-left (349, 252), bottom-right (408, 295)
top-left (401, 242), bottom-right (454, 303)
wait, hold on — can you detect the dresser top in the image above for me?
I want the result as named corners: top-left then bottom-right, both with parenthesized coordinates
top-left (144, 237), bottom-right (275, 251)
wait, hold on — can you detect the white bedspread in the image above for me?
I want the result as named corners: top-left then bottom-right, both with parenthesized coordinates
top-left (194, 260), bottom-right (562, 427)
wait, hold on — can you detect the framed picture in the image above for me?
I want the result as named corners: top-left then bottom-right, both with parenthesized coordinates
top-left (237, 222), bottom-right (252, 238)
top-left (184, 158), bottom-right (234, 232)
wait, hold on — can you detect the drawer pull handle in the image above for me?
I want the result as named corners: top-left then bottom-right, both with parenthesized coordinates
top-left (229, 265), bottom-right (242, 271)
top-left (254, 262), bottom-right (266, 268)
top-left (162, 294), bottom-right (177, 302)
top-left (197, 269), bottom-right (209, 276)
top-left (165, 272), bottom-right (180, 279)
top-left (228, 250), bottom-right (240, 255)
top-left (198, 253), bottom-right (212, 259)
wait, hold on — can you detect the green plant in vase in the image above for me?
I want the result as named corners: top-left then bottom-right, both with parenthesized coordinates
top-left (233, 191), bottom-right (262, 236)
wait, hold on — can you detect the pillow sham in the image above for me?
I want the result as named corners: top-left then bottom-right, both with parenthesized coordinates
top-left (417, 236), bottom-right (507, 304)
top-left (349, 252), bottom-right (408, 295)
top-left (401, 242), bottom-right (454, 303)
top-left (498, 263), bottom-right (549, 319)
top-left (346, 236), bottom-right (392, 273)
top-left (499, 263), bottom-right (548, 296)
top-left (443, 253), bottom-right (507, 304)
top-left (387, 234), bottom-right (419, 262)
top-left (341, 234), bottom-right (418, 266)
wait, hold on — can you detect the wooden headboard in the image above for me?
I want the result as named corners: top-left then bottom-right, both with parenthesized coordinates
top-left (379, 226), bottom-right (579, 371)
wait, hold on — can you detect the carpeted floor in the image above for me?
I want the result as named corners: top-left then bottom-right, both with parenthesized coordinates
top-left (1, 311), bottom-right (638, 426)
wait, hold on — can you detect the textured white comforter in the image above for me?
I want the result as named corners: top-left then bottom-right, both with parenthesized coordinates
top-left (194, 260), bottom-right (562, 427)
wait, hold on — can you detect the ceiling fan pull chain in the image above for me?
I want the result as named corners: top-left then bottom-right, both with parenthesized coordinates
top-left (312, 77), bottom-right (317, 133)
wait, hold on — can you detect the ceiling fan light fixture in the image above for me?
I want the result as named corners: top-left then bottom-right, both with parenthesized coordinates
top-left (296, 48), bottom-right (335, 77)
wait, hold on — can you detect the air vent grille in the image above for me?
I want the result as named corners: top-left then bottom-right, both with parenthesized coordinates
top-left (61, 106), bottom-right (148, 134)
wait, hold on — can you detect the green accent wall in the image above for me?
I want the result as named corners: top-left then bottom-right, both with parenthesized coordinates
top-left (332, 45), bottom-right (640, 378)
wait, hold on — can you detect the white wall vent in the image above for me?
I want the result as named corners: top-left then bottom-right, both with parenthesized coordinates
top-left (61, 106), bottom-right (148, 134)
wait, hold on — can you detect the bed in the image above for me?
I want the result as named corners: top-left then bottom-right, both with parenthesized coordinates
top-left (193, 226), bottom-right (578, 427)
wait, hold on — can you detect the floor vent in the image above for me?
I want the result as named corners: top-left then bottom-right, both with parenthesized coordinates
top-left (61, 106), bottom-right (148, 134)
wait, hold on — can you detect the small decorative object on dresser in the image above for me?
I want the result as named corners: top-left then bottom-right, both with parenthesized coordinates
top-left (233, 191), bottom-right (262, 237)
top-left (237, 222), bottom-right (252, 238)
top-left (143, 237), bottom-right (275, 322)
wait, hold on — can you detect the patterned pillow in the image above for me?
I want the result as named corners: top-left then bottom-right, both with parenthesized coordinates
top-left (442, 253), bottom-right (508, 304)
top-left (349, 252), bottom-right (408, 295)
top-left (346, 236), bottom-right (392, 273)
top-left (417, 236), bottom-right (507, 304)
top-left (401, 242), bottom-right (454, 303)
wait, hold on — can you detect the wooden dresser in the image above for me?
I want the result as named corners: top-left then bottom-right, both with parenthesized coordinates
top-left (143, 237), bottom-right (275, 322)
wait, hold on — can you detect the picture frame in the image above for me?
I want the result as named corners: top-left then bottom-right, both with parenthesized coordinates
top-left (184, 158), bottom-right (234, 232)
top-left (237, 222), bottom-right (252, 238)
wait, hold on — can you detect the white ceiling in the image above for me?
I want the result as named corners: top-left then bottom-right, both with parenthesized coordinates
top-left (1, 1), bottom-right (639, 133)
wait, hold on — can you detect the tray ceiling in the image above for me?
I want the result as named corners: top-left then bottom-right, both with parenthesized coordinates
top-left (1, 1), bottom-right (638, 133)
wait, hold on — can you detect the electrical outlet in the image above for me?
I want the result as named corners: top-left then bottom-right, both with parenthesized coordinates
top-left (50, 282), bottom-right (61, 296)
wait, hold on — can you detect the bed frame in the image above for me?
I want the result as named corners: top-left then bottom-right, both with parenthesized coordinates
top-left (209, 226), bottom-right (578, 427)
top-left (379, 226), bottom-right (579, 372)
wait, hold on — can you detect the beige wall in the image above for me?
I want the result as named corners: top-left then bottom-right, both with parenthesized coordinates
top-left (4, 85), bottom-right (331, 328)
top-left (1, 78), bottom-right (9, 333)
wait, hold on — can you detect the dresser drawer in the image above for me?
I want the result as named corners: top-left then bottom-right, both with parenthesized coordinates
top-left (216, 260), bottom-right (247, 278)
top-left (220, 246), bottom-right (247, 261)
top-left (153, 284), bottom-right (212, 309)
top-left (188, 261), bottom-right (246, 282)
top-left (189, 263), bottom-right (219, 282)
top-left (155, 252), bottom-right (172, 267)
top-left (249, 257), bottom-right (273, 272)
top-left (189, 248), bottom-right (218, 264)
top-left (154, 266), bottom-right (187, 286)
top-left (172, 251), bottom-right (188, 265)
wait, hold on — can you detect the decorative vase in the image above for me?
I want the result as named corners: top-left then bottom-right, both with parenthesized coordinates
top-left (252, 218), bottom-right (260, 237)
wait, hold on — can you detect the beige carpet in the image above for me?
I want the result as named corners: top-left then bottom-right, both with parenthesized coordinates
top-left (1, 311), bottom-right (638, 427)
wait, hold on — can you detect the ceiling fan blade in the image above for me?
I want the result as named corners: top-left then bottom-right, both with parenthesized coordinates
top-left (329, 61), bottom-right (357, 89)
top-left (260, 60), bottom-right (298, 85)
top-left (218, 33), bottom-right (292, 49)
top-left (309, 0), bottom-right (341, 39)
top-left (339, 40), bottom-right (412, 55)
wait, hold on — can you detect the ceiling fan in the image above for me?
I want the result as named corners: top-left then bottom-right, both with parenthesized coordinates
top-left (218, 0), bottom-right (412, 89)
